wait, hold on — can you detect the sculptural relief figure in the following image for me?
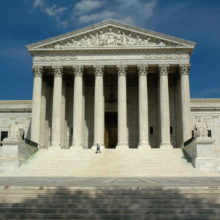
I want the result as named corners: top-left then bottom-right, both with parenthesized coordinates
top-left (52, 28), bottom-right (170, 49)
top-left (194, 118), bottom-right (208, 138)
top-left (107, 28), bottom-right (115, 46)
top-left (8, 119), bottom-right (24, 140)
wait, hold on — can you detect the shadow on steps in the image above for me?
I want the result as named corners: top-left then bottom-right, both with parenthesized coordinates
top-left (0, 185), bottom-right (220, 219)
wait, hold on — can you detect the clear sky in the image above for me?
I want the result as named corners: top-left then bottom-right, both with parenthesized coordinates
top-left (0, 0), bottom-right (219, 100)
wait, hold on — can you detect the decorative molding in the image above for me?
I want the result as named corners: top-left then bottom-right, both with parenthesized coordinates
top-left (180, 64), bottom-right (190, 75)
top-left (73, 65), bottom-right (84, 76)
top-left (32, 66), bottom-right (43, 77)
top-left (94, 65), bottom-right (104, 76)
top-left (52, 66), bottom-right (63, 77)
top-left (144, 52), bottom-right (189, 59)
top-left (137, 65), bottom-right (149, 76)
top-left (32, 51), bottom-right (190, 65)
top-left (117, 65), bottom-right (127, 76)
top-left (159, 64), bottom-right (169, 76)
top-left (34, 55), bottom-right (78, 62)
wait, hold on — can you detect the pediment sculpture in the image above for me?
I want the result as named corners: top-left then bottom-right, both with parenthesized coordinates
top-left (51, 27), bottom-right (179, 49)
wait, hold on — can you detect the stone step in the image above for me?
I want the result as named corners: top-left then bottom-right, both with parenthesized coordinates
top-left (1, 193), bottom-right (220, 199)
top-left (5, 148), bottom-right (216, 178)
top-left (1, 207), bottom-right (220, 214)
top-left (1, 198), bottom-right (220, 204)
top-left (1, 202), bottom-right (220, 209)
top-left (0, 213), bottom-right (220, 219)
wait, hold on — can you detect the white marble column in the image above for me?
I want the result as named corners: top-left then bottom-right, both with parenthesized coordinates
top-left (138, 65), bottom-right (150, 148)
top-left (51, 66), bottom-right (63, 147)
top-left (93, 65), bottom-right (105, 147)
top-left (31, 66), bottom-right (43, 144)
top-left (117, 65), bottom-right (128, 148)
top-left (180, 64), bottom-right (191, 143)
top-left (72, 66), bottom-right (84, 147)
top-left (159, 65), bottom-right (172, 148)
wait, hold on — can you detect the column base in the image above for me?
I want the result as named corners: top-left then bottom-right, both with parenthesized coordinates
top-left (50, 144), bottom-right (62, 148)
top-left (61, 146), bottom-right (70, 149)
top-left (116, 144), bottom-right (129, 148)
top-left (160, 143), bottom-right (173, 149)
top-left (138, 143), bottom-right (151, 148)
top-left (70, 144), bottom-right (83, 148)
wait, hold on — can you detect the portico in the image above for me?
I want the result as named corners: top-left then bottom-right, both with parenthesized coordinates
top-left (28, 20), bottom-right (194, 149)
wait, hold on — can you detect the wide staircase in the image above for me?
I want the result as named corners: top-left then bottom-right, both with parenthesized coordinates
top-left (0, 186), bottom-right (220, 219)
top-left (2, 147), bottom-right (218, 177)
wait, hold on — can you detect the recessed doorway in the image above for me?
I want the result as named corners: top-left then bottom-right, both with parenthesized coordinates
top-left (105, 112), bottom-right (117, 148)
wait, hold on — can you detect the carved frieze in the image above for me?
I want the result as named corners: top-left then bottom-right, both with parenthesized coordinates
top-left (40, 27), bottom-right (181, 49)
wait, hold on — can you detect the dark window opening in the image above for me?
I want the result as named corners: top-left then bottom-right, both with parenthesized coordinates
top-left (192, 130), bottom-right (194, 138)
top-left (208, 130), bottom-right (212, 137)
top-left (150, 126), bottom-right (153, 135)
top-left (1, 131), bottom-right (8, 146)
top-left (170, 126), bottom-right (173, 134)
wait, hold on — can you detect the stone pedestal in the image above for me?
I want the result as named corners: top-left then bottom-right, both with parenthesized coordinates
top-left (0, 139), bottom-right (38, 171)
top-left (184, 137), bottom-right (215, 172)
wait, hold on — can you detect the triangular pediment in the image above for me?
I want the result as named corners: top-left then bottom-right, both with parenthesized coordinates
top-left (27, 20), bottom-right (195, 51)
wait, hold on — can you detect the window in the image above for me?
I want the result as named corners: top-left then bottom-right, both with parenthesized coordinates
top-left (1, 131), bottom-right (8, 146)
top-left (208, 130), bottom-right (212, 137)
top-left (150, 126), bottom-right (153, 135)
top-left (170, 126), bottom-right (173, 134)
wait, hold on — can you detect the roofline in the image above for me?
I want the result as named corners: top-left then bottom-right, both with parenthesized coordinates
top-left (26, 20), bottom-right (196, 50)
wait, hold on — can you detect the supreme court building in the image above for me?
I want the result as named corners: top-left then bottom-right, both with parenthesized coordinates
top-left (2, 20), bottom-right (220, 152)
top-left (27, 20), bottom-right (195, 149)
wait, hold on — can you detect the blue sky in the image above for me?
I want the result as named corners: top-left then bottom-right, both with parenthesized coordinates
top-left (0, 0), bottom-right (220, 100)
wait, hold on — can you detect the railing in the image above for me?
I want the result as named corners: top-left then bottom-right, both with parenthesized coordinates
top-left (24, 138), bottom-right (38, 148)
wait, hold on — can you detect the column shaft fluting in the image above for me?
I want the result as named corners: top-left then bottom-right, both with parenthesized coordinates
top-left (117, 65), bottom-right (128, 147)
top-left (31, 66), bottom-right (43, 144)
top-left (159, 65), bottom-right (172, 148)
top-left (180, 64), bottom-right (191, 143)
top-left (94, 66), bottom-right (105, 147)
top-left (51, 66), bottom-right (63, 147)
top-left (138, 65), bottom-right (150, 148)
top-left (72, 66), bottom-right (84, 147)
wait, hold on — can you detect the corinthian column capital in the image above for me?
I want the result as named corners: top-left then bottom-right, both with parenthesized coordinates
top-left (179, 64), bottom-right (190, 75)
top-left (52, 66), bottom-right (64, 77)
top-left (117, 65), bottom-right (127, 76)
top-left (137, 65), bottom-right (149, 76)
top-left (94, 65), bottom-right (104, 76)
top-left (159, 64), bottom-right (169, 76)
top-left (32, 66), bottom-right (43, 77)
top-left (73, 65), bottom-right (84, 77)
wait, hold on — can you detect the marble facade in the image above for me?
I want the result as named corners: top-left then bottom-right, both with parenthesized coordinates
top-left (0, 20), bottom-right (220, 150)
